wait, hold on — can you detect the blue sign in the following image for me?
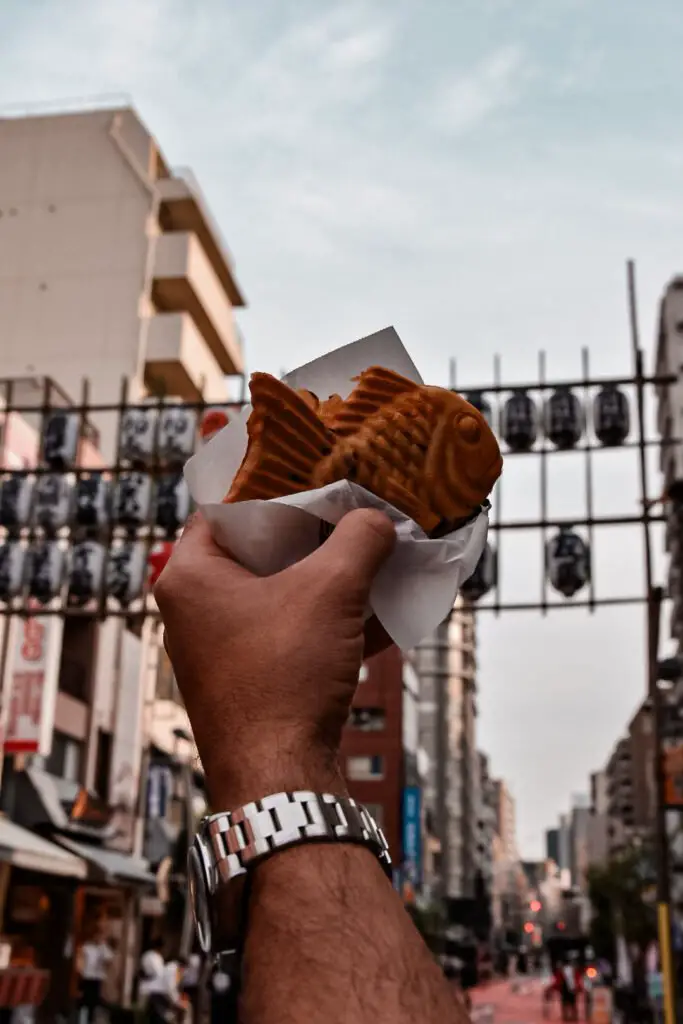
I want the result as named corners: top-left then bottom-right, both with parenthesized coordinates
top-left (402, 787), bottom-right (422, 887)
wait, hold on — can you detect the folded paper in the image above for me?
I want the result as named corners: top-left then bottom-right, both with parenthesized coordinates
top-left (185, 327), bottom-right (488, 650)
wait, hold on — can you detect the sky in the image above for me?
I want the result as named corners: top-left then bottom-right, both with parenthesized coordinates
top-left (2, 0), bottom-right (683, 857)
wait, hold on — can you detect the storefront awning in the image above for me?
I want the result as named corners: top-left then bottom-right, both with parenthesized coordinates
top-left (0, 818), bottom-right (87, 879)
top-left (57, 838), bottom-right (155, 887)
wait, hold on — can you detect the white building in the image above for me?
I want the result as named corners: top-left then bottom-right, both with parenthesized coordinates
top-left (413, 597), bottom-right (478, 900)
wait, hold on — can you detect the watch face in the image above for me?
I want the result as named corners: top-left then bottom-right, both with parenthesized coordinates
top-left (188, 844), bottom-right (212, 954)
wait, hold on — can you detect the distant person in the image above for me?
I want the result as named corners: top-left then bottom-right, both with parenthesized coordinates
top-left (77, 929), bottom-right (114, 1024)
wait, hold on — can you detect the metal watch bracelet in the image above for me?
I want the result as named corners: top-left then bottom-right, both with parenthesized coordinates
top-left (198, 791), bottom-right (392, 888)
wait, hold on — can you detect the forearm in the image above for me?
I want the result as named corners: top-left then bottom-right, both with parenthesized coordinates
top-left (240, 844), bottom-right (468, 1024)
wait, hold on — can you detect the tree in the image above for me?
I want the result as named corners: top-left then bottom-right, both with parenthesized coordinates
top-left (586, 844), bottom-right (657, 961)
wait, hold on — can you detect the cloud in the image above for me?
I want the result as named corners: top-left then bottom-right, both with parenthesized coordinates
top-left (426, 45), bottom-right (531, 136)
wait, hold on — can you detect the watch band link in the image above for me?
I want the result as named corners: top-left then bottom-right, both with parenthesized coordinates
top-left (204, 792), bottom-right (392, 889)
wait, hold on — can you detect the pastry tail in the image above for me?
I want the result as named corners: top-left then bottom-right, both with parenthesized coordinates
top-left (225, 373), bottom-right (334, 502)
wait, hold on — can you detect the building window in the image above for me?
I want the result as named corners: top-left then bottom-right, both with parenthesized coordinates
top-left (58, 618), bottom-right (97, 702)
top-left (346, 755), bottom-right (384, 781)
top-left (348, 708), bottom-right (385, 731)
top-left (364, 803), bottom-right (384, 827)
top-left (94, 730), bottom-right (112, 801)
top-left (46, 731), bottom-right (83, 784)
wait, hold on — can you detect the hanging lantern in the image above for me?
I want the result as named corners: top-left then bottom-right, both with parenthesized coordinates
top-left (464, 391), bottom-right (494, 429)
top-left (200, 408), bottom-right (230, 442)
top-left (158, 407), bottom-right (197, 464)
top-left (461, 542), bottom-right (496, 601)
top-left (74, 473), bottom-right (110, 530)
top-left (68, 540), bottom-right (106, 607)
top-left (27, 541), bottom-right (65, 604)
top-left (113, 473), bottom-right (152, 529)
top-left (0, 542), bottom-right (26, 602)
top-left (33, 473), bottom-right (73, 533)
top-left (501, 391), bottom-right (537, 452)
top-left (107, 542), bottom-right (146, 606)
top-left (118, 407), bottom-right (158, 465)
top-left (544, 388), bottom-right (583, 450)
top-left (546, 526), bottom-right (590, 598)
top-left (0, 475), bottom-right (34, 531)
top-left (148, 541), bottom-right (175, 587)
top-left (42, 410), bottom-right (80, 468)
top-left (156, 474), bottom-right (191, 536)
top-left (593, 385), bottom-right (630, 447)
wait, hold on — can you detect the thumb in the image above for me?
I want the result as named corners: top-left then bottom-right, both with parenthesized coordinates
top-left (302, 508), bottom-right (396, 600)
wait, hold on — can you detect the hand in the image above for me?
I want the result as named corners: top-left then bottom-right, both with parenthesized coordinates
top-left (154, 509), bottom-right (396, 810)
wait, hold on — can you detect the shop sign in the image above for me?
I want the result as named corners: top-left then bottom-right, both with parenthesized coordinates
top-left (402, 786), bottom-right (422, 887)
top-left (3, 611), bottom-right (64, 755)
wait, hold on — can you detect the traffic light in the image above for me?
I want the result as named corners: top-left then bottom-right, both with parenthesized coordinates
top-left (524, 922), bottom-right (534, 935)
top-left (530, 900), bottom-right (542, 913)
top-left (557, 921), bottom-right (566, 932)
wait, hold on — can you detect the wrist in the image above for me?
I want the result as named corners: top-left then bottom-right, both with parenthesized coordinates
top-left (201, 744), bottom-right (348, 812)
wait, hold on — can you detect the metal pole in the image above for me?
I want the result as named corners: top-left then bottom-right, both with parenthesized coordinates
top-left (628, 259), bottom-right (677, 1024)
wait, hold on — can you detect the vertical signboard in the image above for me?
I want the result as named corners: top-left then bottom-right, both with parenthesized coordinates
top-left (402, 786), bottom-right (422, 888)
top-left (3, 611), bottom-right (64, 755)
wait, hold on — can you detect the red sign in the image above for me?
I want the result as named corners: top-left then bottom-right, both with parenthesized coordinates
top-left (4, 614), bottom-right (61, 755)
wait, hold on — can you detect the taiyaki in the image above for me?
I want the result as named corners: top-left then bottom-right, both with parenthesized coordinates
top-left (224, 366), bottom-right (502, 534)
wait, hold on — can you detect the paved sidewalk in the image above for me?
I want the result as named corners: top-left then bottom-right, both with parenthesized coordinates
top-left (471, 978), bottom-right (548, 1024)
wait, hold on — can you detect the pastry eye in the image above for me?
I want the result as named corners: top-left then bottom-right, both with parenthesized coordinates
top-left (459, 414), bottom-right (481, 444)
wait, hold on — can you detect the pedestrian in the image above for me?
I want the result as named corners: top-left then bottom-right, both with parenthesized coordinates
top-left (179, 954), bottom-right (202, 1022)
top-left (77, 928), bottom-right (114, 1024)
top-left (155, 507), bottom-right (493, 1023)
top-left (100, 936), bottom-right (124, 1021)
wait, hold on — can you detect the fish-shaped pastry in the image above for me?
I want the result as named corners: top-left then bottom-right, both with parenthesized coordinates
top-left (224, 366), bottom-right (503, 534)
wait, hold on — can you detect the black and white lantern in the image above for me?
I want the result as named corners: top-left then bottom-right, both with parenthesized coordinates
top-left (156, 474), bottom-right (191, 535)
top-left (42, 411), bottom-right (80, 468)
top-left (107, 542), bottom-right (146, 606)
top-left (464, 391), bottom-right (494, 429)
top-left (593, 385), bottom-right (630, 447)
top-left (113, 473), bottom-right (153, 529)
top-left (74, 473), bottom-right (110, 530)
top-left (27, 541), bottom-right (65, 604)
top-left (118, 407), bottom-right (157, 465)
top-left (460, 542), bottom-right (497, 602)
top-left (0, 475), bottom-right (34, 531)
top-left (501, 391), bottom-right (537, 452)
top-left (0, 542), bottom-right (26, 602)
top-left (546, 526), bottom-right (590, 598)
top-left (68, 540), bottom-right (106, 607)
top-left (33, 473), bottom-right (73, 533)
top-left (157, 407), bottom-right (197, 464)
top-left (544, 388), bottom-right (584, 450)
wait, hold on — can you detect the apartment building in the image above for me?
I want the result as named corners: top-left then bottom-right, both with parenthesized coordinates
top-left (413, 598), bottom-right (478, 901)
top-left (475, 751), bottom-right (497, 896)
top-left (587, 769), bottom-right (609, 868)
top-left (0, 103), bottom-right (246, 1007)
top-left (604, 701), bottom-right (655, 856)
top-left (0, 105), bottom-right (245, 445)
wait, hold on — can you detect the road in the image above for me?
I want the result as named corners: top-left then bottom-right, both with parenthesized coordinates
top-left (471, 977), bottom-right (560, 1024)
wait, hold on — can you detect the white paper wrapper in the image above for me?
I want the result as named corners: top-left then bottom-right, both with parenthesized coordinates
top-left (185, 327), bottom-right (488, 651)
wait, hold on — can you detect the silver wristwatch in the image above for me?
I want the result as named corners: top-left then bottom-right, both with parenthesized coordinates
top-left (188, 791), bottom-right (392, 955)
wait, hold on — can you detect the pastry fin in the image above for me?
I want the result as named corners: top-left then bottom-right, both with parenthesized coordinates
top-left (225, 373), bottom-right (334, 502)
top-left (326, 366), bottom-right (420, 436)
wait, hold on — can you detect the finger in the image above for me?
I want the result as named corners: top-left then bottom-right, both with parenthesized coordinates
top-left (363, 615), bottom-right (393, 659)
top-left (302, 508), bottom-right (396, 598)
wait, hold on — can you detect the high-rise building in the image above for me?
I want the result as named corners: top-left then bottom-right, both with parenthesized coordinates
top-left (604, 701), bottom-right (655, 856)
top-left (587, 770), bottom-right (609, 867)
top-left (414, 597), bottom-right (478, 900)
top-left (545, 828), bottom-right (560, 865)
top-left (0, 104), bottom-right (245, 454)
